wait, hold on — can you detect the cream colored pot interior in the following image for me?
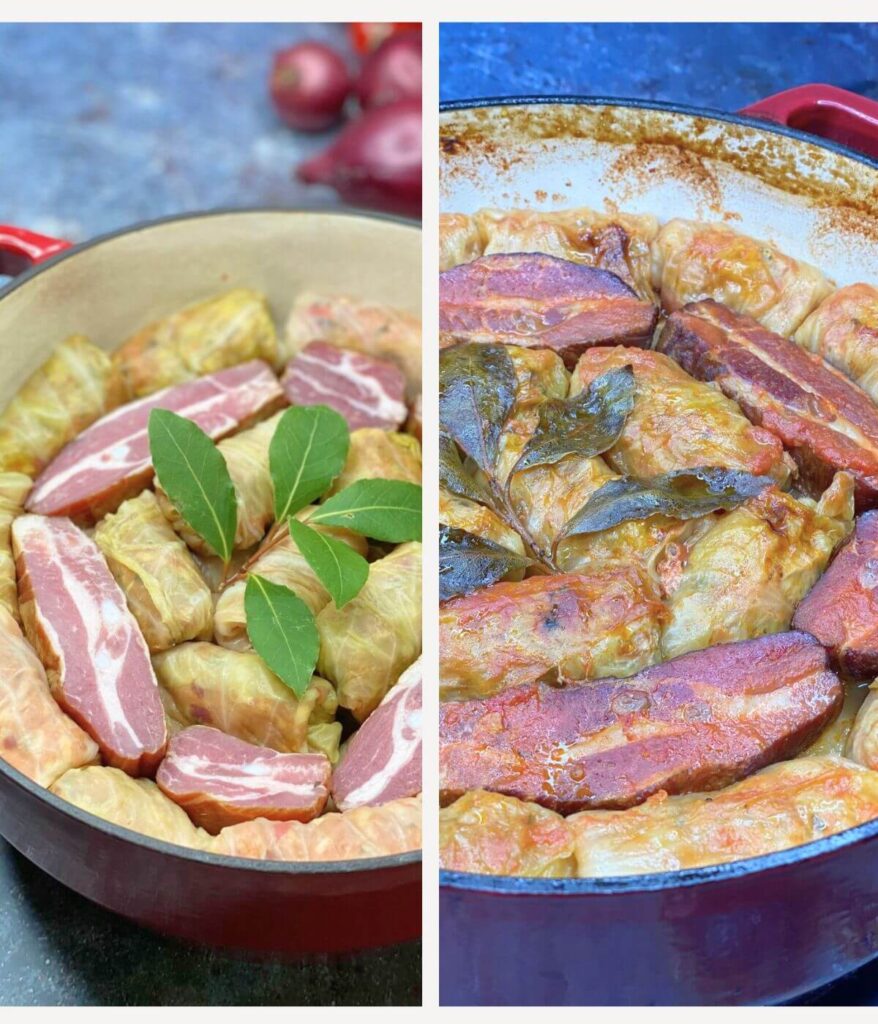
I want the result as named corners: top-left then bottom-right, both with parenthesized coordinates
top-left (0, 210), bottom-right (421, 406)
top-left (440, 102), bottom-right (878, 286)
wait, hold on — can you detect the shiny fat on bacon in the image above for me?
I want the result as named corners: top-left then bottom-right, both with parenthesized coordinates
top-left (332, 657), bottom-right (422, 811)
top-left (281, 341), bottom-right (408, 431)
top-left (440, 632), bottom-right (843, 813)
top-left (26, 359), bottom-right (284, 523)
top-left (156, 725), bottom-right (331, 833)
top-left (13, 514), bottom-right (167, 775)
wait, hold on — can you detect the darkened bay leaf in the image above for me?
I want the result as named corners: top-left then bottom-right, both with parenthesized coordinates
top-left (439, 343), bottom-right (517, 475)
top-left (439, 432), bottom-right (492, 506)
top-left (555, 467), bottom-right (774, 550)
top-left (439, 524), bottom-right (529, 602)
top-left (509, 366), bottom-right (635, 478)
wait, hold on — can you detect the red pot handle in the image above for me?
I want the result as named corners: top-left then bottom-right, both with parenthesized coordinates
top-left (740, 84), bottom-right (878, 160)
top-left (0, 226), bottom-right (72, 277)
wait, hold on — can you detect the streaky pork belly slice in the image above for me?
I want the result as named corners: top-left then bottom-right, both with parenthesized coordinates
top-left (793, 509), bottom-right (878, 679)
top-left (12, 514), bottom-right (167, 776)
top-left (439, 253), bottom-right (658, 365)
top-left (26, 359), bottom-right (284, 523)
top-left (657, 300), bottom-right (878, 510)
top-left (281, 341), bottom-right (408, 431)
top-left (332, 657), bottom-right (421, 811)
top-left (439, 632), bottom-right (843, 814)
top-left (156, 725), bottom-right (330, 833)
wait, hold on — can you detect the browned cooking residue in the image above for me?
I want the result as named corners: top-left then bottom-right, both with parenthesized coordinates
top-left (604, 143), bottom-right (723, 213)
top-left (439, 104), bottom-right (878, 229)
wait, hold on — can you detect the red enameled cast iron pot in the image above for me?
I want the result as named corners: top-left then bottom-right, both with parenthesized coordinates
top-left (0, 208), bottom-right (421, 955)
top-left (439, 85), bottom-right (878, 1005)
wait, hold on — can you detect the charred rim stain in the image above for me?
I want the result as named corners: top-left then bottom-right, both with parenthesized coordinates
top-left (0, 206), bottom-right (421, 875)
top-left (439, 95), bottom-right (878, 896)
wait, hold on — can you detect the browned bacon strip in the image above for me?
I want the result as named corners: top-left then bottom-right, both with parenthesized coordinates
top-left (440, 632), bottom-right (842, 813)
top-left (792, 510), bottom-right (878, 679)
top-left (332, 658), bottom-right (421, 811)
top-left (439, 253), bottom-right (658, 365)
top-left (13, 514), bottom-right (167, 775)
top-left (156, 725), bottom-right (331, 833)
top-left (657, 300), bottom-right (878, 510)
top-left (26, 360), bottom-right (284, 523)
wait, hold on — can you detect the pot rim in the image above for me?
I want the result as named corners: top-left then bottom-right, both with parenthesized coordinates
top-left (0, 204), bottom-right (422, 875)
top-left (439, 94), bottom-right (878, 896)
top-left (439, 93), bottom-right (878, 173)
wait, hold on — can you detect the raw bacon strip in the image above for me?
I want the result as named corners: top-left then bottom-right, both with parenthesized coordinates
top-left (439, 253), bottom-right (659, 366)
top-left (657, 301), bottom-right (878, 510)
top-left (0, 605), bottom-right (99, 787)
top-left (440, 632), bottom-right (843, 814)
top-left (156, 725), bottom-right (330, 833)
top-left (210, 794), bottom-right (422, 861)
top-left (26, 360), bottom-right (284, 523)
top-left (13, 514), bottom-right (167, 776)
top-left (280, 341), bottom-right (408, 431)
top-left (792, 510), bottom-right (878, 679)
top-left (332, 658), bottom-right (422, 811)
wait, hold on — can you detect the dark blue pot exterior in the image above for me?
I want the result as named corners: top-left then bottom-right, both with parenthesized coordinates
top-left (440, 827), bottom-right (878, 1005)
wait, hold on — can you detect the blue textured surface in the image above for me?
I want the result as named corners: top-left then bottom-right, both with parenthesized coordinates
top-left (0, 22), bottom-right (419, 1006)
top-left (439, 21), bottom-right (878, 1008)
top-left (440, 22), bottom-right (878, 108)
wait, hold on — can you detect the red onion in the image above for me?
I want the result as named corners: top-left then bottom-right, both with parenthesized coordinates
top-left (269, 42), bottom-right (351, 132)
top-left (356, 29), bottom-right (422, 110)
top-left (297, 98), bottom-right (421, 219)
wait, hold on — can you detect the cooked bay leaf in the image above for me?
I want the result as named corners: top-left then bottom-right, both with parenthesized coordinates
top-left (439, 524), bottom-right (530, 602)
top-left (555, 467), bottom-right (774, 550)
top-left (509, 366), bottom-right (635, 478)
top-left (439, 343), bottom-right (517, 475)
top-left (270, 405), bottom-right (349, 523)
top-left (308, 478), bottom-right (422, 542)
top-left (148, 408), bottom-right (237, 563)
top-left (244, 573), bottom-right (320, 698)
top-left (288, 518), bottom-right (370, 609)
top-left (439, 432), bottom-right (492, 506)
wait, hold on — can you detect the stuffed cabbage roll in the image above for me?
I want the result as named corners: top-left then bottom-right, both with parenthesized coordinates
top-left (51, 765), bottom-right (211, 849)
top-left (153, 642), bottom-right (340, 760)
top-left (328, 428), bottom-right (422, 496)
top-left (0, 606), bottom-right (99, 786)
top-left (439, 789), bottom-right (576, 878)
top-left (0, 334), bottom-right (125, 476)
top-left (662, 473), bottom-right (854, 659)
top-left (282, 293), bottom-right (421, 396)
top-left (93, 490), bottom-right (213, 652)
top-left (214, 515), bottom-right (368, 650)
top-left (156, 411), bottom-right (283, 555)
top-left (317, 542), bottom-right (422, 721)
top-left (651, 219), bottom-right (832, 334)
top-left (210, 794), bottom-right (421, 861)
top-left (439, 213), bottom-right (483, 271)
top-left (439, 490), bottom-right (526, 566)
top-left (846, 689), bottom-right (878, 770)
top-left (569, 346), bottom-right (790, 482)
top-left (474, 206), bottom-right (660, 300)
top-left (794, 283), bottom-right (878, 401)
top-left (569, 756), bottom-right (878, 877)
top-left (0, 472), bottom-right (31, 621)
top-left (112, 289), bottom-right (278, 399)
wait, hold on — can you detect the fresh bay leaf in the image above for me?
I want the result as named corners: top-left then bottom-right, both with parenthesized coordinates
top-left (148, 408), bottom-right (237, 563)
top-left (288, 518), bottom-right (369, 608)
top-left (244, 573), bottom-right (320, 697)
top-left (308, 478), bottom-right (422, 542)
top-left (509, 366), bottom-right (635, 478)
top-left (270, 405), bottom-right (350, 522)
top-left (439, 343), bottom-right (517, 474)
top-left (439, 524), bottom-right (529, 601)
top-left (555, 467), bottom-right (774, 550)
top-left (439, 432), bottom-right (492, 506)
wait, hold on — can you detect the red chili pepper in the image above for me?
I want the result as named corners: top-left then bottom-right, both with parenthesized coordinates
top-left (349, 22), bottom-right (421, 54)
